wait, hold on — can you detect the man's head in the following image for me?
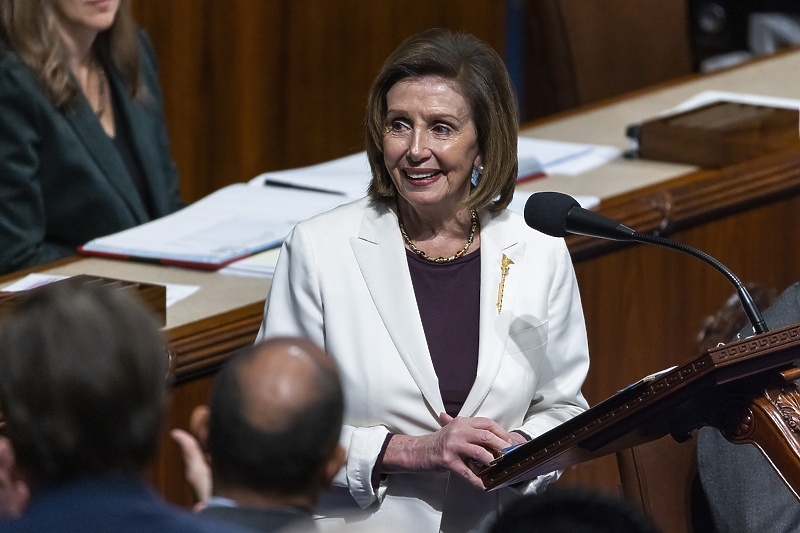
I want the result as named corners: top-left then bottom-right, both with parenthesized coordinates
top-left (198, 337), bottom-right (344, 505)
top-left (0, 280), bottom-right (170, 486)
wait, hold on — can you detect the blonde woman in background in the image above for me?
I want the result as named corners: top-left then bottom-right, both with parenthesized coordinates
top-left (0, 0), bottom-right (182, 274)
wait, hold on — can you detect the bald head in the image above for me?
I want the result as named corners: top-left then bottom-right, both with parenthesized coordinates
top-left (237, 337), bottom-right (338, 433)
top-left (207, 337), bottom-right (344, 496)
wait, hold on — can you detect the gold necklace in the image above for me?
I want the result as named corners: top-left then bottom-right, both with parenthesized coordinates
top-left (78, 59), bottom-right (108, 118)
top-left (94, 65), bottom-right (108, 118)
top-left (398, 208), bottom-right (478, 263)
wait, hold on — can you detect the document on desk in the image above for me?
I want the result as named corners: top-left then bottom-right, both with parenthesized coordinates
top-left (218, 248), bottom-right (281, 279)
top-left (79, 184), bottom-right (346, 270)
top-left (517, 137), bottom-right (621, 178)
top-left (0, 273), bottom-right (198, 307)
top-left (81, 137), bottom-right (616, 272)
top-left (249, 152), bottom-right (371, 199)
top-left (666, 90), bottom-right (800, 115)
top-left (247, 138), bottom-right (619, 195)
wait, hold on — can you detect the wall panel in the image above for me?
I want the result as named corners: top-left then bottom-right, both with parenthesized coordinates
top-left (132, 1), bottom-right (505, 203)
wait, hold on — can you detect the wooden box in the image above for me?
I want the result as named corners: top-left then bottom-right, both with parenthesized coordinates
top-left (635, 101), bottom-right (800, 168)
top-left (0, 275), bottom-right (167, 327)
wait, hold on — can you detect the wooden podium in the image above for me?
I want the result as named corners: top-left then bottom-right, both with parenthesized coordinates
top-left (480, 323), bottom-right (800, 501)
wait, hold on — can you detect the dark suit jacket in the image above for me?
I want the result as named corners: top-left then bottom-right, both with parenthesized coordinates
top-left (697, 281), bottom-right (800, 533)
top-left (0, 475), bottom-right (251, 533)
top-left (201, 504), bottom-right (316, 532)
top-left (0, 30), bottom-right (182, 274)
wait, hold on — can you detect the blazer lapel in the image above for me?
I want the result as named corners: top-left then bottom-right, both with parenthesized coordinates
top-left (65, 87), bottom-right (149, 224)
top-left (350, 203), bottom-right (446, 416)
top-left (460, 209), bottom-right (525, 417)
top-left (111, 69), bottom-right (167, 216)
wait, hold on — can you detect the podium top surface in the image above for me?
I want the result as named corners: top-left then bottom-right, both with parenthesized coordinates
top-left (480, 323), bottom-right (800, 490)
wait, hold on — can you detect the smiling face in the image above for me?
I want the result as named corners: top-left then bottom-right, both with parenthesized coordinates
top-left (383, 75), bottom-right (482, 217)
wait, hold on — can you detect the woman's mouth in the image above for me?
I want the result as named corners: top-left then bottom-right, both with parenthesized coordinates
top-left (404, 169), bottom-right (440, 180)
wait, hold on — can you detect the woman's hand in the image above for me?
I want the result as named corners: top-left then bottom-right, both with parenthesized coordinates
top-left (382, 413), bottom-right (517, 490)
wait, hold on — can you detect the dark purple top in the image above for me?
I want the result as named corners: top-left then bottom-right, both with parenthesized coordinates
top-left (407, 247), bottom-right (481, 418)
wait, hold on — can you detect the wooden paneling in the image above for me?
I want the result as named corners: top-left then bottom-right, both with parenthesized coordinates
top-left (523, 0), bottom-right (693, 119)
top-left (149, 301), bottom-right (265, 508)
top-left (131, 0), bottom-right (505, 203)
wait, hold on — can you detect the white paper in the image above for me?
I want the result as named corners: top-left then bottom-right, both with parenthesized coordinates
top-left (1, 273), bottom-right (68, 291)
top-left (1, 273), bottom-right (198, 308)
top-left (667, 90), bottom-right (800, 115)
top-left (517, 137), bottom-right (621, 177)
top-left (81, 184), bottom-right (347, 267)
top-left (249, 152), bottom-right (371, 199)
top-left (248, 138), bottom-right (619, 197)
top-left (218, 248), bottom-right (281, 279)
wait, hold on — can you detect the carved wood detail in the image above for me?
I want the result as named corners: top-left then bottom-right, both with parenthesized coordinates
top-left (167, 301), bottom-right (263, 383)
top-left (722, 380), bottom-right (800, 501)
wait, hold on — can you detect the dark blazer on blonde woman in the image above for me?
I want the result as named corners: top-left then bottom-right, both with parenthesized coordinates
top-left (0, 30), bottom-right (182, 274)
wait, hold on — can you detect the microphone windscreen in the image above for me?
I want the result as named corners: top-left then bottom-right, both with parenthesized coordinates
top-left (524, 192), bottom-right (580, 237)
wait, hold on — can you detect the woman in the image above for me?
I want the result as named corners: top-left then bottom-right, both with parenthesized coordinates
top-left (0, 0), bottom-right (182, 274)
top-left (258, 29), bottom-right (590, 532)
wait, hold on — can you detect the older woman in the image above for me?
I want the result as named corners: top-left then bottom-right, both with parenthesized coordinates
top-left (258, 29), bottom-right (590, 532)
top-left (0, 0), bottom-right (182, 274)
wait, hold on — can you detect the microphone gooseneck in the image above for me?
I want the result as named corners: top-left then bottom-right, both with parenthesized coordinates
top-left (524, 192), bottom-right (769, 335)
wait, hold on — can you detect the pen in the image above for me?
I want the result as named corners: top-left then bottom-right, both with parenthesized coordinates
top-left (263, 179), bottom-right (347, 196)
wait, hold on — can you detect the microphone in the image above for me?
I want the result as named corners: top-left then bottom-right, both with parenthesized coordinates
top-left (524, 192), bottom-right (768, 335)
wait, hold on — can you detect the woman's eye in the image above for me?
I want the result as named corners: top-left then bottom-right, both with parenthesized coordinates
top-left (388, 120), bottom-right (408, 132)
top-left (432, 124), bottom-right (452, 135)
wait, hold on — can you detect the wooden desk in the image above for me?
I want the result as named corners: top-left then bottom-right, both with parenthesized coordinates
top-left (3, 50), bottom-right (800, 505)
top-left (518, 50), bottom-right (800, 493)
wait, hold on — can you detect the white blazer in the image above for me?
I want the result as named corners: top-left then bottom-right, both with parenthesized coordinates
top-left (258, 198), bottom-right (590, 533)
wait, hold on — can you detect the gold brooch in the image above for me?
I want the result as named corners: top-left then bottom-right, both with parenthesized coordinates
top-left (496, 254), bottom-right (514, 313)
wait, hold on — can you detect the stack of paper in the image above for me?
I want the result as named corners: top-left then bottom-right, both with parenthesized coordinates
top-left (218, 248), bottom-right (281, 278)
top-left (79, 136), bottom-right (617, 274)
top-left (79, 184), bottom-right (346, 270)
top-left (250, 138), bottom-right (620, 194)
top-left (517, 137), bottom-right (620, 178)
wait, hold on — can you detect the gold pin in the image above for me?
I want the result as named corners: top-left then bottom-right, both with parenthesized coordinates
top-left (497, 254), bottom-right (514, 313)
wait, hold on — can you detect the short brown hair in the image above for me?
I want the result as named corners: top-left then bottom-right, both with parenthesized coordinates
top-left (366, 28), bottom-right (519, 212)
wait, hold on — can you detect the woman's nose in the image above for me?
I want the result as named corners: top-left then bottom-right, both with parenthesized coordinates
top-left (408, 129), bottom-right (430, 161)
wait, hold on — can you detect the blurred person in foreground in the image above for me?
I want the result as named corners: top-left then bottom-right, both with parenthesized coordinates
top-left (171, 337), bottom-right (345, 532)
top-left (0, 280), bottom-right (247, 533)
top-left (488, 487), bottom-right (660, 533)
top-left (257, 28), bottom-right (590, 532)
top-left (0, 0), bottom-right (182, 274)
